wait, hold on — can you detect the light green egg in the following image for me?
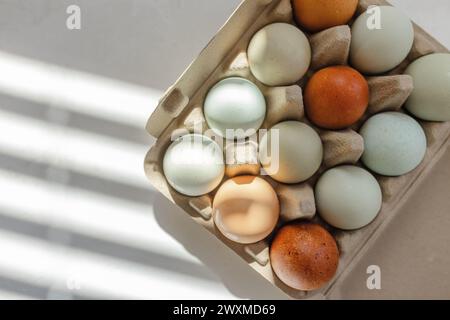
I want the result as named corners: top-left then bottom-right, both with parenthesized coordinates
top-left (405, 53), bottom-right (450, 121)
top-left (316, 165), bottom-right (382, 230)
top-left (350, 6), bottom-right (414, 74)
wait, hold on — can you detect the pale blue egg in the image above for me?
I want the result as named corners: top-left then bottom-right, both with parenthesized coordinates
top-left (360, 112), bottom-right (426, 176)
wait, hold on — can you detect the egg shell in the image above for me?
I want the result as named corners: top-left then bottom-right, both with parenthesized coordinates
top-left (305, 66), bottom-right (369, 129)
top-left (259, 121), bottom-right (323, 184)
top-left (350, 6), bottom-right (414, 74)
top-left (360, 112), bottom-right (427, 176)
top-left (213, 176), bottom-right (279, 244)
top-left (316, 165), bottom-right (382, 230)
top-left (204, 77), bottom-right (266, 139)
top-left (247, 23), bottom-right (311, 86)
top-left (292, 0), bottom-right (358, 32)
top-left (163, 134), bottom-right (225, 196)
top-left (405, 53), bottom-right (450, 121)
top-left (270, 222), bottom-right (339, 291)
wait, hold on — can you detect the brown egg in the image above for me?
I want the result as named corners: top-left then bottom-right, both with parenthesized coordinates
top-left (292, 0), bottom-right (358, 32)
top-left (305, 66), bottom-right (369, 129)
top-left (270, 222), bottom-right (339, 291)
top-left (213, 176), bottom-right (279, 244)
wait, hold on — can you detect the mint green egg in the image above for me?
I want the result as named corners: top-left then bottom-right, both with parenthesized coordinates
top-left (405, 53), bottom-right (450, 121)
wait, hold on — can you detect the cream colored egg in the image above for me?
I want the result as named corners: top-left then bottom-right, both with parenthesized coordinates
top-left (360, 112), bottom-right (427, 176)
top-left (204, 77), bottom-right (266, 139)
top-left (163, 134), bottom-right (225, 196)
top-left (316, 165), bottom-right (382, 230)
top-left (247, 23), bottom-right (311, 86)
top-left (213, 176), bottom-right (279, 244)
top-left (259, 121), bottom-right (323, 184)
top-left (350, 6), bottom-right (414, 74)
top-left (405, 53), bottom-right (450, 121)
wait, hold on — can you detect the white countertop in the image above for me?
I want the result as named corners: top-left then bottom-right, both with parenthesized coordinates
top-left (0, 0), bottom-right (448, 299)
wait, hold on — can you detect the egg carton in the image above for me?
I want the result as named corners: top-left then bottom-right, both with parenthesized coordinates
top-left (144, 0), bottom-right (450, 299)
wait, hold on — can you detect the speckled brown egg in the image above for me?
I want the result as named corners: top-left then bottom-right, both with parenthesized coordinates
top-left (270, 222), bottom-right (339, 291)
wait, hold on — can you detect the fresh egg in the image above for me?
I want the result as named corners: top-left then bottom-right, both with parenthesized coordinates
top-left (213, 176), bottom-right (279, 244)
top-left (405, 53), bottom-right (450, 121)
top-left (163, 134), bottom-right (225, 196)
top-left (350, 6), bottom-right (414, 74)
top-left (247, 23), bottom-right (311, 86)
top-left (360, 112), bottom-right (427, 176)
top-left (270, 222), bottom-right (339, 291)
top-left (204, 77), bottom-right (266, 139)
top-left (259, 121), bottom-right (323, 184)
top-left (305, 66), bottom-right (369, 129)
top-left (315, 165), bottom-right (382, 230)
top-left (292, 0), bottom-right (358, 32)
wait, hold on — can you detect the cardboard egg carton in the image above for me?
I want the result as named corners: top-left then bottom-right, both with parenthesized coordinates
top-left (144, 0), bottom-right (450, 299)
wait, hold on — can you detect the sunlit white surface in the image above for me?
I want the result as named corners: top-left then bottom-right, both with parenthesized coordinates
top-left (0, 51), bottom-right (158, 128)
top-left (0, 108), bottom-right (148, 187)
top-left (0, 169), bottom-right (187, 258)
top-left (0, 290), bottom-right (35, 300)
top-left (0, 230), bottom-right (232, 299)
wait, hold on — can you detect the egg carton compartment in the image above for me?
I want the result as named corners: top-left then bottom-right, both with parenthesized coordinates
top-left (144, 0), bottom-right (449, 299)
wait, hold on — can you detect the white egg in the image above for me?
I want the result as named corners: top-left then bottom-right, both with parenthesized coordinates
top-left (163, 134), bottom-right (225, 196)
top-left (316, 165), bottom-right (382, 230)
top-left (204, 77), bottom-right (266, 139)
top-left (405, 53), bottom-right (450, 121)
top-left (350, 6), bottom-right (414, 74)
top-left (247, 23), bottom-right (311, 86)
top-left (360, 112), bottom-right (427, 176)
top-left (259, 121), bottom-right (323, 184)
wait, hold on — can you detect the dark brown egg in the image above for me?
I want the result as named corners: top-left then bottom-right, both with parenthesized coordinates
top-left (270, 222), bottom-right (339, 291)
